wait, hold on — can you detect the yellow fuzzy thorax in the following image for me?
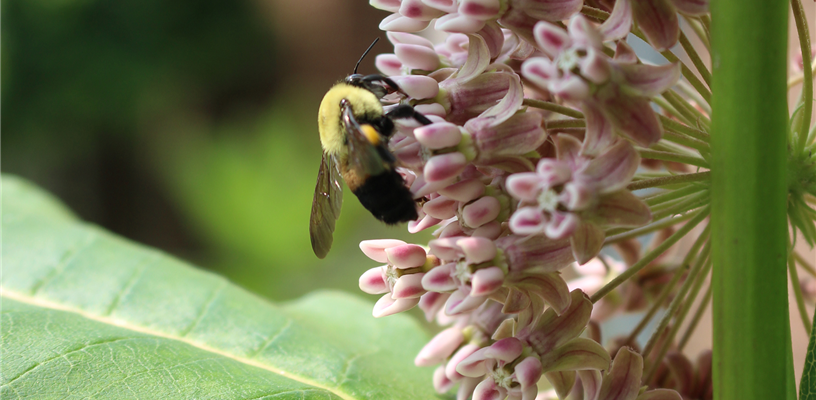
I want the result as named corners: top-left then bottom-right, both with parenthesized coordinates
top-left (318, 83), bottom-right (384, 156)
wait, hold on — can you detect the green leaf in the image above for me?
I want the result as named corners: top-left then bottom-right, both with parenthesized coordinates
top-left (802, 306), bottom-right (816, 400)
top-left (1, 175), bottom-right (437, 399)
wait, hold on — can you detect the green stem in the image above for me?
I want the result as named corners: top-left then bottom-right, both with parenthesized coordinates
top-left (642, 242), bottom-right (711, 358)
top-left (791, 0), bottom-right (813, 153)
top-left (664, 89), bottom-right (712, 130)
top-left (789, 254), bottom-right (812, 336)
top-left (659, 115), bottom-right (711, 142)
top-left (592, 206), bottom-right (709, 303)
top-left (684, 16), bottom-right (711, 52)
top-left (639, 149), bottom-right (709, 169)
top-left (522, 99), bottom-right (584, 119)
top-left (794, 251), bottom-right (816, 278)
top-left (651, 193), bottom-right (709, 222)
top-left (678, 285), bottom-right (712, 351)
top-left (662, 131), bottom-right (711, 154)
top-left (678, 32), bottom-right (712, 87)
top-left (623, 226), bottom-right (710, 347)
top-left (627, 171), bottom-right (710, 191)
top-left (710, 0), bottom-right (790, 397)
top-left (653, 96), bottom-right (695, 127)
top-left (643, 184), bottom-right (706, 207)
top-left (546, 119), bottom-right (584, 129)
top-left (604, 211), bottom-right (698, 244)
top-left (644, 256), bottom-right (713, 383)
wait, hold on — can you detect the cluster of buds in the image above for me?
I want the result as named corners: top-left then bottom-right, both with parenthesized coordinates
top-left (353, 0), bottom-right (716, 399)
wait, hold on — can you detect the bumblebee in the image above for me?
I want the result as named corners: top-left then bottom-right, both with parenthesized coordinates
top-left (310, 40), bottom-right (432, 258)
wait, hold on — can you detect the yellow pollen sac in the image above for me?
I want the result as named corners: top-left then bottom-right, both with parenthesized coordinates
top-left (361, 124), bottom-right (381, 146)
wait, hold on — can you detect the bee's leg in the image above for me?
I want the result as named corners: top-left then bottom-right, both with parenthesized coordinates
top-left (385, 104), bottom-right (433, 125)
top-left (360, 74), bottom-right (400, 94)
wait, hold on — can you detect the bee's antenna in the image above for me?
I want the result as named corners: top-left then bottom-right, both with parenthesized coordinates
top-left (354, 38), bottom-right (380, 75)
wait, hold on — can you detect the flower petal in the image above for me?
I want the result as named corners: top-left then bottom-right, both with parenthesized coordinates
top-left (506, 172), bottom-right (543, 201)
top-left (380, 12), bottom-right (433, 33)
top-left (360, 239), bottom-right (407, 262)
top-left (617, 62), bottom-right (681, 97)
top-left (580, 139), bottom-right (640, 193)
top-left (359, 266), bottom-right (389, 294)
top-left (597, 347), bottom-right (643, 400)
top-left (515, 0), bottom-right (583, 22)
top-left (399, 0), bottom-right (446, 20)
top-left (581, 102), bottom-right (618, 157)
top-left (533, 21), bottom-right (572, 58)
top-left (515, 356), bottom-right (543, 389)
top-left (613, 40), bottom-right (639, 64)
top-left (424, 195), bottom-right (458, 219)
top-left (462, 196), bottom-right (502, 228)
top-left (521, 58), bottom-right (559, 89)
top-left (415, 122), bottom-right (463, 149)
top-left (416, 327), bottom-right (466, 366)
top-left (471, 267), bottom-right (505, 296)
top-left (422, 262), bottom-right (459, 292)
top-left (545, 211), bottom-right (579, 240)
top-left (570, 220), bottom-right (605, 264)
top-left (459, 0), bottom-right (504, 20)
top-left (390, 75), bottom-right (440, 99)
top-left (594, 89), bottom-right (663, 146)
top-left (599, 0), bottom-right (632, 41)
top-left (670, 0), bottom-right (708, 16)
top-left (433, 365), bottom-right (455, 393)
top-left (446, 288), bottom-right (489, 315)
top-left (435, 13), bottom-right (487, 33)
top-left (456, 236), bottom-right (498, 263)
top-left (592, 190), bottom-right (652, 227)
top-left (392, 273), bottom-right (427, 298)
top-left (567, 14), bottom-right (603, 49)
top-left (425, 152), bottom-right (469, 182)
top-left (370, 0), bottom-right (401, 12)
top-left (538, 337), bottom-right (611, 372)
top-left (395, 43), bottom-right (442, 71)
top-left (544, 370), bottom-right (577, 400)
top-left (373, 293), bottom-right (420, 317)
top-left (386, 244), bottom-right (428, 268)
top-left (376, 53), bottom-right (405, 76)
top-left (630, 0), bottom-right (679, 51)
top-left (522, 290), bottom-right (591, 352)
top-left (439, 178), bottom-right (486, 202)
top-left (473, 378), bottom-right (506, 400)
top-left (485, 337), bottom-right (524, 362)
top-left (455, 346), bottom-right (490, 377)
top-left (509, 207), bottom-right (547, 235)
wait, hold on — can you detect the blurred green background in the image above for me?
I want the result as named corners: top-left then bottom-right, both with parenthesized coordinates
top-left (2, 0), bottom-right (431, 300)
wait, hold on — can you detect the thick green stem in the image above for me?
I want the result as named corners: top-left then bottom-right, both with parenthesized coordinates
top-left (710, 0), bottom-right (790, 398)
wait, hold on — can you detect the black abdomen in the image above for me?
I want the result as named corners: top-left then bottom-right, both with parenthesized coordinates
top-left (352, 170), bottom-right (418, 224)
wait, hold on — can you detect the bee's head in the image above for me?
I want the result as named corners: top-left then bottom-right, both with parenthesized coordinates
top-left (345, 74), bottom-right (401, 99)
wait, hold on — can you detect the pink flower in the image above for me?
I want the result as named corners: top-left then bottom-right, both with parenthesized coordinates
top-left (506, 134), bottom-right (651, 263)
top-left (522, 16), bottom-right (681, 146)
top-left (359, 239), bottom-right (437, 317)
top-left (577, 347), bottom-right (682, 400)
top-left (600, 0), bottom-right (709, 51)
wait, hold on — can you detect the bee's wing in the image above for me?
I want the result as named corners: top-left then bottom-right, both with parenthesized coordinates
top-left (342, 103), bottom-right (388, 177)
top-left (310, 152), bottom-right (343, 259)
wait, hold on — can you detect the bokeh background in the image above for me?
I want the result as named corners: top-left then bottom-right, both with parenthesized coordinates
top-left (3, 0), bottom-right (431, 301)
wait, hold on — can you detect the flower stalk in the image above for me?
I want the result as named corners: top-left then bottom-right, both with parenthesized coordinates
top-left (710, 0), bottom-right (792, 398)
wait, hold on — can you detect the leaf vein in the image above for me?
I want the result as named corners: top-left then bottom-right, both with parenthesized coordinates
top-left (29, 231), bottom-right (99, 295)
top-left (179, 280), bottom-right (228, 338)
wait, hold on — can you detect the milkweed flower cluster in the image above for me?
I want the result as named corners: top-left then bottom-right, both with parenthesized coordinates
top-left (342, 0), bottom-right (816, 398)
